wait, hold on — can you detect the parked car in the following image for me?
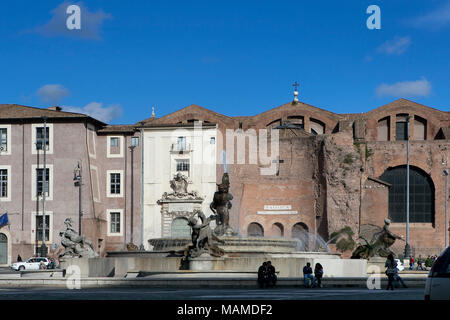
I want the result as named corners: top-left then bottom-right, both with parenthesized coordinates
top-left (424, 246), bottom-right (450, 300)
top-left (10, 257), bottom-right (50, 271)
top-left (395, 259), bottom-right (404, 271)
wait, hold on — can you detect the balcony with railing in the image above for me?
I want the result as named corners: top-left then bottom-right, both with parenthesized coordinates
top-left (171, 143), bottom-right (191, 153)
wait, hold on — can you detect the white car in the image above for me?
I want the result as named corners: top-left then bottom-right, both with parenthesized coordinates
top-left (10, 257), bottom-right (50, 271)
top-left (424, 247), bottom-right (450, 300)
top-left (395, 259), bottom-right (404, 271)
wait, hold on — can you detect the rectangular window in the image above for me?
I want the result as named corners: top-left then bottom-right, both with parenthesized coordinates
top-left (36, 168), bottom-right (50, 196)
top-left (177, 137), bottom-right (186, 151)
top-left (110, 137), bottom-right (119, 147)
top-left (36, 127), bottom-right (50, 150)
top-left (110, 173), bottom-right (121, 194)
top-left (131, 137), bottom-right (139, 147)
top-left (176, 159), bottom-right (190, 172)
top-left (0, 169), bottom-right (7, 197)
top-left (36, 215), bottom-right (50, 242)
top-left (110, 212), bottom-right (121, 234)
top-left (0, 128), bottom-right (7, 151)
top-left (210, 137), bottom-right (215, 145)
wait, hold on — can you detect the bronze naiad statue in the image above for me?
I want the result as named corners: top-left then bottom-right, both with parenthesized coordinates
top-left (351, 218), bottom-right (404, 259)
top-left (186, 210), bottom-right (225, 258)
top-left (210, 173), bottom-right (236, 236)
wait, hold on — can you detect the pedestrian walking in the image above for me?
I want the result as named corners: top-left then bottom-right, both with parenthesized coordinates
top-left (303, 262), bottom-right (315, 288)
top-left (394, 261), bottom-right (407, 288)
top-left (314, 263), bottom-right (324, 288)
top-left (416, 255), bottom-right (425, 270)
top-left (385, 254), bottom-right (397, 290)
top-left (409, 256), bottom-right (414, 270)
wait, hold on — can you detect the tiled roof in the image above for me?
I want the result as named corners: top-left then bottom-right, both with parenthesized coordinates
top-left (0, 104), bottom-right (106, 125)
top-left (97, 125), bottom-right (137, 133)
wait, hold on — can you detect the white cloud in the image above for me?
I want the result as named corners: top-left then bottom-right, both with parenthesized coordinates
top-left (376, 78), bottom-right (431, 98)
top-left (33, 1), bottom-right (112, 39)
top-left (410, 1), bottom-right (450, 30)
top-left (37, 84), bottom-right (70, 103)
top-left (63, 102), bottom-right (122, 123)
top-left (377, 36), bottom-right (411, 55)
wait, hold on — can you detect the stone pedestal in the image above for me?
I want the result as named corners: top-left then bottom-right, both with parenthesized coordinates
top-left (366, 256), bottom-right (387, 274)
top-left (188, 253), bottom-right (224, 271)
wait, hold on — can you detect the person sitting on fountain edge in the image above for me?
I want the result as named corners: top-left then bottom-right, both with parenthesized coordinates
top-left (314, 263), bottom-right (324, 288)
top-left (266, 261), bottom-right (277, 288)
top-left (303, 262), bottom-right (315, 288)
top-left (258, 262), bottom-right (268, 288)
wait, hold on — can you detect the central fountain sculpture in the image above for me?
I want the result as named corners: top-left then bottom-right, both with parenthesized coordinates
top-left (210, 173), bottom-right (237, 237)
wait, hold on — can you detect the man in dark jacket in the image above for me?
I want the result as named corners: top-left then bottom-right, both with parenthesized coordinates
top-left (303, 262), bottom-right (315, 288)
top-left (257, 262), bottom-right (267, 288)
top-left (266, 261), bottom-right (277, 288)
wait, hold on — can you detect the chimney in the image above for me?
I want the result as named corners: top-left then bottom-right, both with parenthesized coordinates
top-left (47, 106), bottom-right (62, 111)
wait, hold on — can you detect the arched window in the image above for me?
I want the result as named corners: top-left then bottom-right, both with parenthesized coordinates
top-left (291, 222), bottom-right (308, 237)
top-left (271, 223), bottom-right (284, 237)
top-left (0, 233), bottom-right (7, 265)
top-left (291, 223), bottom-right (309, 251)
top-left (310, 118), bottom-right (325, 135)
top-left (247, 222), bottom-right (264, 237)
top-left (171, 217), bottom-right (190, 238)
top-left (266, 119), bottom-right (281, 129)
top-left (380, 166), bottom-right (435, 223)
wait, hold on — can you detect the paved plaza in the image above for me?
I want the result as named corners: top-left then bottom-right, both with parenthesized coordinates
top-left (0, 286), bottom-right (425, 300)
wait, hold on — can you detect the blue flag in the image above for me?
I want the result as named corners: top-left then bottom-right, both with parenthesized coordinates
top-left (0, 213), bottom-right (8, 228)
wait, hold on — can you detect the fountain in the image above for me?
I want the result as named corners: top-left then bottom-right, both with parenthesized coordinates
top-left (54, 162), bottom-right (365, 278)
top-left (104, 172), bottom-right (367, 278)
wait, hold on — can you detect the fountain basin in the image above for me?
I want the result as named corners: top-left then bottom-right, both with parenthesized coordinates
top-left (148, 236), bottom-right (300, 254)
top-left (102, 237), bottom-right (366, 278)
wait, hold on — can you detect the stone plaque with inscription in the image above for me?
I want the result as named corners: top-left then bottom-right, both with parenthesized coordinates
top-left (168, 202), bottom-right (194, 213)
top-left (258, 204), bottom-right (297, 215)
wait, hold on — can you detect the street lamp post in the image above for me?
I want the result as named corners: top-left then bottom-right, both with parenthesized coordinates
top-left (40, 116), bottom-right (48, 257)
top-left (404, 116), bottom-right (411, 258)
top-left (73, 162), bottom-right (82, 235)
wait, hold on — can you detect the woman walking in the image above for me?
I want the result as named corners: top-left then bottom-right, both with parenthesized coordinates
top-left (385, 254), bottom-right (397, 290)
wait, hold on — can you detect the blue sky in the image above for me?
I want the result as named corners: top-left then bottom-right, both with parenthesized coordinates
top-left (1, 0), bottom-right (449, 124)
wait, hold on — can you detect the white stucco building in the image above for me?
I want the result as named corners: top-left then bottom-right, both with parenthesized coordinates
top-left (141, 123), bottom-right (217, 248)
